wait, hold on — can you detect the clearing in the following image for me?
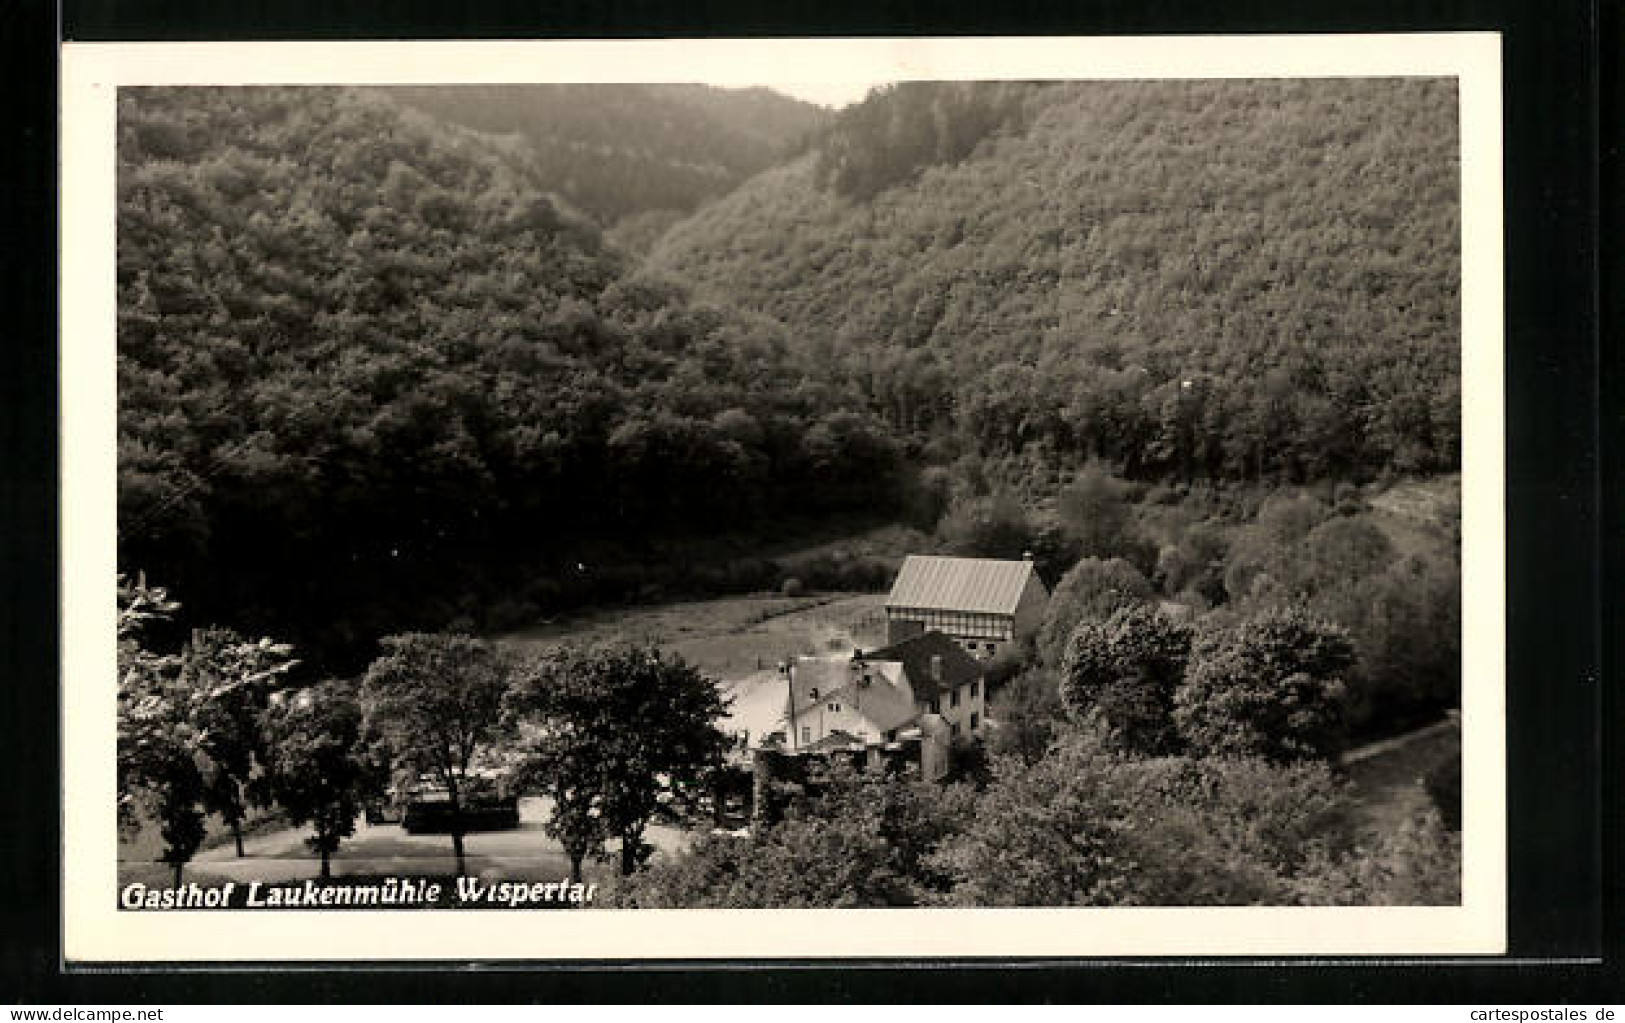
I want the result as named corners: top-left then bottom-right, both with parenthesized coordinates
top-left (498, 590), bottom-right (889, 681)
top-left (497, 590), bottom-right (892, 739)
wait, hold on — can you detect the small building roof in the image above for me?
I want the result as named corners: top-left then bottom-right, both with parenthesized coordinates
top-left (864, 630), bottom-right (984, 703)
top-left (885, 555), bottom-right (1039, 615)
top-left (785, 657), bottom-right (917, 735)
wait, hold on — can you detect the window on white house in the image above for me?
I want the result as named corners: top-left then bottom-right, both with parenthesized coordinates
top-left (971, 680), bottom-right (980, 699)
top-left (828, 702), bottom-right (840, 713)
top-left (929, 699), bottom-right (939, 715)
top-left (950, 688), bottom-right (960, 708)
top-left (808, 687), bottom-right (818, 700)
top-left (970, 712), bottom-right (980, 730)
top-left (801, 726), bottom-right (811, 745)
top-left (951, 722), bottom-right (961, 737)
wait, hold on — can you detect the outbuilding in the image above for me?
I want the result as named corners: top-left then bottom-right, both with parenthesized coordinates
top-left (883, 554), bottom-right (1049, 660)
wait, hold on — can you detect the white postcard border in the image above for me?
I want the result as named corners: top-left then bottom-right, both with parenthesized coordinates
top-left (60, 33), bottom-right (1505, 962)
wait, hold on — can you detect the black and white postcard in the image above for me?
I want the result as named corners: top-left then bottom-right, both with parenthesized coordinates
top-left (59, 34), bottom-right (1506, 961)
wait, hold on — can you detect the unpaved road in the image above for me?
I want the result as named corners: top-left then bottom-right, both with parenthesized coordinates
top-left (171, 797), bottom-right (693, 885)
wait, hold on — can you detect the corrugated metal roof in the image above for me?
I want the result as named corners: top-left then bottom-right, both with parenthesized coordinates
top-left (884, 555), bottom-right (1036, 615)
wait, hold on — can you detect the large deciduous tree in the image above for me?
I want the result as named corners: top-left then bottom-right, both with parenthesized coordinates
top-left (264, 681), bottom-right (387, 877)
top-left (117, 575), bottom-right (207, 886)
top-left (505, 644), bottom-right (728, 882)
top-left (182, 626), bottom-right (298, 856)
top-left (1036, 556), bottom-right (1156, 666)
top-left (1059, 604), bottom-right (1193, 756)
top-left (1173, 607), bottom-right (1355, 763)
top-left (361, 633), bottom-right (513, 874)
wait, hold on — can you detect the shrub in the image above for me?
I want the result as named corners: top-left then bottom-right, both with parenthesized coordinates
top-left (608, 763), bottom-right (975, 908)
top-left (1293, 799), bottom-right (1461, 905)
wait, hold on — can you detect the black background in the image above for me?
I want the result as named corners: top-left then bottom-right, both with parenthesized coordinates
top-left (6, 0), bottom-right (1612, 1002)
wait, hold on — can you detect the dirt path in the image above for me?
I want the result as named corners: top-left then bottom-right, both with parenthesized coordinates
top-left (130, 796), bottom-right (694, 887)
top-left (1341, 715), bottom-right (1459, 834)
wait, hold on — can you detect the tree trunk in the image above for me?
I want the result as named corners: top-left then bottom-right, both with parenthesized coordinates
top-left (171, 861), bottom-right (183, 889)
top-left (568, 852), bottom-right (584, 887)
top-left (445, 774), bottom-right (467, 875)
top-left (232, 818), bottom-right (245, 858)
top-left (320, 847), bottom-right (331, 879)
top-left (619, 832), bottom-right (639, 876)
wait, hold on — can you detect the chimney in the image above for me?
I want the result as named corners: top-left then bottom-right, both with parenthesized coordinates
top-left (931, 654), bottom-right (943, 682)
top-left (1022, 550), bottom-right (1034, 562)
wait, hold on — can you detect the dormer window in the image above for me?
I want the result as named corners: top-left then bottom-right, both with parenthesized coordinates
top-left (808, 687), bottom-right (818, 700)
top-left (828, 702), bottom-right (840, 713)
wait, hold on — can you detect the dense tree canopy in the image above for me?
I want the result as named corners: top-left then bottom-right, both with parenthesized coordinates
top-left (1174, 608), bottom-right (1356, 763)
top-left (611, 726), bottom-right (1455, 908)
top-left (389, 85), bottom-right (829, 229)
top-left (117, 87), bottom-right (906, 669)
top-left (652, 79), bottom-right (1461, 485)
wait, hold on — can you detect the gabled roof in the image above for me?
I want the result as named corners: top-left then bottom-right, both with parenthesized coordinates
top-left (863, 630), bottom-right (983, 703)
top-left (885, 555), bottom-right (1039, 615)
top-left (785, 657), bottom-right (917, 735)
top-left (786, 658), bottom-right (854, 714)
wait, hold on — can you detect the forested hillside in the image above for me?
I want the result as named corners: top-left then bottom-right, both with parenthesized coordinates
top-left (117, 87), bottom-right (897, 669)
top-left (649, 79), bottom-right (1461, 485)
top-left (114, 80), bottom-right (1465, 911)
top-left (116, 80), bottom-right (1463, 678)
top-left (385, 85), bottom-right (829, 232)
